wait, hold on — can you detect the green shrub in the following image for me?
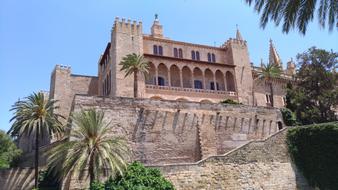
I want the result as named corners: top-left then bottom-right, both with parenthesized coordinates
top-left (280, 108), bottom-right (298, 126)
top-left (90, 180), bottom-right (104, 190)
top-left (0, 130), bottom-right (22, 169)
top-left (220, 99), bottom-right (242, 105)
top-left (287, 122), bottom-right (338, 189)
top-left (90, 162), bottom-right (174, 190)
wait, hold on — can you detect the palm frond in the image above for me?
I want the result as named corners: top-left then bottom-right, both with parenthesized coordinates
top-left (47, 109), bottom-right (130, 183)
top-left (245, 0), bottom-right (338, 34)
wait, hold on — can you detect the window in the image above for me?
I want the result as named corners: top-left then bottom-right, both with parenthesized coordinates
top-left (265, 94), bottom-right (272, 103)
top-left (196, 51), bottom-right (200, 60)
top-left (194, 80), bottom-right (203, 89)
top-left (158, 77), bottom-right (165, 86)
top-left (191, 51), bottom-right (196, 60)
top-left (210, 82), bottom-right (215, 90)
top-left (210, 82), bottom-right (220, 90)
top-left (282, 96), bottom-right (286, 106)
top-left (158, 46), bottom-right (163, 55)
top-left (178, 48), bottom-right (183, 58)
top-left (173, 48), bottom-right (178, 58)
top-left (212, 53), bottom-right (216, 63)
top-left (207, 53), bottom-right (212, 62)
top-left (153, 45), bottom-right (158, 55)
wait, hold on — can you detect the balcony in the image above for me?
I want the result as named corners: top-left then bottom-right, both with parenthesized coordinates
top-left (145, 84), bottom-right (237, 99)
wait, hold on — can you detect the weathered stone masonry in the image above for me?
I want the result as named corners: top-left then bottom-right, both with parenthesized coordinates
top-left (152, 128), bottom-right (312, 190)
top-left (72, 95), bottom-right (284, 164)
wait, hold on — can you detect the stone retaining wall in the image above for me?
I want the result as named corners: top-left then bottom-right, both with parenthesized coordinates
top-left (152, 128), bottom-right (312, 190)
top-left (73, 95), bottom-right (284, 164)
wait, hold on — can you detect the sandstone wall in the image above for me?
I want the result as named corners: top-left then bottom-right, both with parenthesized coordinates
top-left (49, 65), bottom-right (98, 124)
top-left (254, 79), bottom-right (287, 108)
top-left (73, 95), bottom-right (284, 164)
top-left (152, 128), bottom-right (312, 190)
top-left (0, 168), bottom-right (35, 190)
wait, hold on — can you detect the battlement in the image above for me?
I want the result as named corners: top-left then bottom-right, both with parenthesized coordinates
top-left (55, 64), bottom-right (71, 71)
top-left (113, 17), bottom-right (143, 35)
top-left (221, 38), bottom-right (247, 48)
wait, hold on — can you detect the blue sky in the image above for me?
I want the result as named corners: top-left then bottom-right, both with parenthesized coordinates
top-left (0, 0), bottom-right (337, 132)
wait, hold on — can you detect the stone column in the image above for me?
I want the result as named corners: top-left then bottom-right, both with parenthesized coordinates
top-left (168, 69), bottom-right (171, 87)
top-left (192, 73), bottom-right (195, 89)
top-left (213, 74), bottom-right (217, 91)
top-left (155, 66), bottom-right (158, 85)
top-left (202, 73), bottom-right (206, 90)
top-left (224, 75), bottom-right (227, 91)
top-left (180, 70), bottom-right (183, 88)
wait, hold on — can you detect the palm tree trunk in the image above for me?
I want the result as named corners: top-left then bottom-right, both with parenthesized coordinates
top-left (34, 127), bottom-right (39, 188)
top-left (89, 155), bottom-right (95, 186)
top-left (134, 71), bottom-right (138, 98)
top-left (269, 82), bottom-right (274, 107)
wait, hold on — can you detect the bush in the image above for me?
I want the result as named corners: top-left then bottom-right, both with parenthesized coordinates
top-left (90, 162), bottom-right (174, 190)
top-left (0, 130), bottom-right (22, 169)
top-left (280, 108), bottom-right (298, 126)
top-left (220, 99), bottom-right (242, 105)
top-left (287, 122), bottom-right (338, 189)
top-left (90, 181), bottom-right (104, 190)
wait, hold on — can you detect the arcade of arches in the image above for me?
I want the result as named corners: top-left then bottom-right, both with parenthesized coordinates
top-left (145, 62), bottom-right (236, 92)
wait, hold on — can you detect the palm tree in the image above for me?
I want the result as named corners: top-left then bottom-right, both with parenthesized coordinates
top-left (245, 0), bottom-right (338, 34)
top-left (119, 53), bottom-right (150, 98)
top-left (257, 63), bottom-right (283, 107)
top-left (47, 109), bottom-right (129, 187)
top-left (8, 92), bottom-right (64, 189)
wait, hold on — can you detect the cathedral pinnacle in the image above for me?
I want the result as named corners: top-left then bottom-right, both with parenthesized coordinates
top-left (269, 39), bottom-right (281, 66)
top-left (236, 25), bottom-right (243, 41)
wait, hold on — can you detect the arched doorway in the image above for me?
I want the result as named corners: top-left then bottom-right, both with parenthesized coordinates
top-left (182, 66), bottom-right (192, 88)
top-left (158, 63), bottom-right (168, 86)
top-left (204, 69), bottom-right (214, 90)
top-left (193, 67), bottom-right (203, 89)
top-left (145, 62), bottom-right (156, 85)
top-left (215, 70), bottom-right (225, 91)
top-left (170, 65), bottom-right (180, 87)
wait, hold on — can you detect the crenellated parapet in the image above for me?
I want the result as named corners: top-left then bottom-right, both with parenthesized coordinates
top-left (113, 17), bottom-right (143, 35)
top-left (221, 38), bottom-right (247, 49)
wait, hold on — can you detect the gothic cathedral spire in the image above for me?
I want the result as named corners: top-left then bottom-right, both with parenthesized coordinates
top-left (236, 25), bottom-right (243, 41)
top-left (269, 39), bottom-right (281, 66)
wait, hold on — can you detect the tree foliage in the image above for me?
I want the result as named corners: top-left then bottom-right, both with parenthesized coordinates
top-left (47, 109), bottom-right (130, 186)
top-left (90, 162), bottom-right (175, 190)
top-left (119, 53), bottom-right (150, 98)
top-left (0, 130), bottom-right (22, 169)
top-left (8, 92), bottom-right (64, 188)
top-left (220, 99), bottom-right (242, 105)
top-left (286, 47), bottom-right (338, 125)
top-left (256, 62), bottom-right (283, 107)
top-left (245, 0), bottom-right (338, 34)
top-left (287, 122), bottom-right (338, 189)
top-left (280, 108), bottom-right (298, 126)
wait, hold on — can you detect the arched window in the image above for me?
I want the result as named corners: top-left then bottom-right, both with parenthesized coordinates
top-left (191, 51), bottom-right (196, 60)
top-left (158, 46), bottom-right (163, 55)
top-left (158, 77), bottom-right (165, 86)
top-left (153, 45), bottom-right (158, 55)
top-left (173, 48), bottom-right (178, 58)
top-left (207, 53), bottom-right (212, 62)
top-left (194, 80), bottom-right (203, 89)
top-left (212, 53), bottom-right (216, 63)
top-left (196, 51), bottom-right (200, 61)
top-left (178, 48), bottom-right (183, 58)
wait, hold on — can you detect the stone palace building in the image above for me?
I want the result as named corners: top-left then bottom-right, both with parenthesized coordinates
top-left (5, 16), bottom-right (317, 190)
top-left (50, 16), bottom-right (295, 124)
